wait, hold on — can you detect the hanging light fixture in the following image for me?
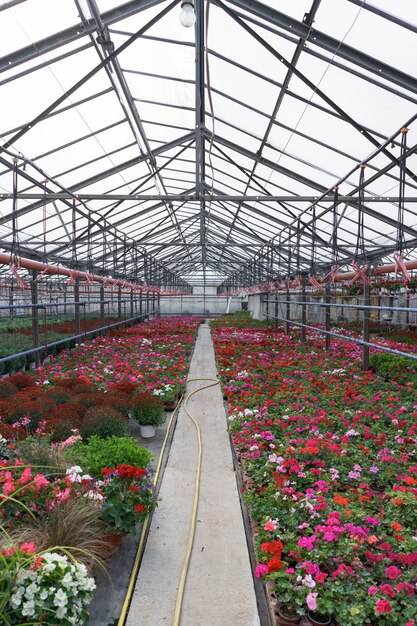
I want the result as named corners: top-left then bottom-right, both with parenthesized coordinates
top-left (179, 0), bottom-right (196, 27)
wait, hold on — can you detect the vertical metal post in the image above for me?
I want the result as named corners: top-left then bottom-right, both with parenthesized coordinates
top-left (301, 275), bottom-right (307, 343)
top-left (100, 284), bottom-right (105, 329)
top-left (325, 283), bottom-right (331, 351)
top-left (362, 276), bottom-right (371, 370)
top-left (377, 292), bottom-right (381, 326)
top-left (130, 288), bottom-right (134, 318)
top-left (265, 292), bottom-right (269, 322)
top-left (43, 304), bottom-right (48, 348)
top-left (139, 291), bottom-right (143, 318)
top-left (406, 292), bottom-right (410, 326)
top-left (146, 291), bottom-right (150, 317)
top-left (9, 284), bottom-right (14, 319)
top-left (285, 286), bottom-right (291, 334)
top-left (274, 290), bottom-right (278, 331)
top-left (74, 278), bottom-right (81, 340)
top-left (83, 302), bottom-right (87, 337)
top-left (118, 286), bottom-right (122, 321)
top-left (195, 0), bottom-right (207, 287)
top-left (31, 270), bottom-right (40, 368)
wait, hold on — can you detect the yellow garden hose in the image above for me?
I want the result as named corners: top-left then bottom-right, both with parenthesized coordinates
top-left (171, 377), bottom-right (220, 626)
top-left (117, 397), bottom-right (182, 626)
top-left (117, 376), bottom-right (220, 626)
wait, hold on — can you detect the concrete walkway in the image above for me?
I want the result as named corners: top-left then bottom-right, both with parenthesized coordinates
top-left (126, 322), bottom-right (260, 626)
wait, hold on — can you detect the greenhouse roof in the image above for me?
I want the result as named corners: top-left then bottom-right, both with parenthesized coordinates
top-left (0, 0), bottom-right (416, 288)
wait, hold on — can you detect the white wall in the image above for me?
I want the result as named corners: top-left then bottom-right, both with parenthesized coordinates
top-left (159, 295), bottom-right (240, 316)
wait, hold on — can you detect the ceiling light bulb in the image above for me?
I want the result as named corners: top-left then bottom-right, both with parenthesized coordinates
top-left (179, 2), bottom-right (196, 27)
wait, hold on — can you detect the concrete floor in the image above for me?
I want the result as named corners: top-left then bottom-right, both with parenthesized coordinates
top-left (89, 417), bottom-right (173, 626)
top-left (126, 322), bottom-right (260, 626)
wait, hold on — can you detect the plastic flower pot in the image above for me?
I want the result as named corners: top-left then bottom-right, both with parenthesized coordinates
top-left (101, 532), bottom-right (125, 559)
top-left (307, 612), bottom-right (332, 625)
top-left (140, 424), bottom-right (156, 438)
top-left (275, 604), bottom-right (301, 624)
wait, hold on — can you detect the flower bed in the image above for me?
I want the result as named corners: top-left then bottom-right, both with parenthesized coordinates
top-left (212, 319), bottom-right (417, 626)
top-left (0, 316), bottom-right (201, 625)
top-left (36, 317), bottom-right (200, 397)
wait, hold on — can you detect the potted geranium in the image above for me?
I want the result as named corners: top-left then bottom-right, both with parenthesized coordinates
top-left (99, 464), bottom-right (156, 545)
top-left (130, 392), bottom-right (165, 438)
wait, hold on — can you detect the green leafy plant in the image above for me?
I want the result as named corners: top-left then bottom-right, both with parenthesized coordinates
top-left (369, 352), bottom-right (417, 384)
top-left (80, 406), bottom-right (128, 439)
top-left (69, 435), bottom-right (152, 478)
top-left (130, 392), bottom-right (165, 427)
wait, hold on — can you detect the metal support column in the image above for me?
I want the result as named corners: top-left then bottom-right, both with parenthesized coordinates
top-left (118, 286), bottom-right (122, 321)
top-left (301, 276), bottom-right (307, 343)
top-left (100, 284), bottom-right (105, 330)
top-left (325, 283), bottom-right (331, 351)
top-left (130, 288), bottom-right (134, 319)
top-left (74, 278), bottom-right (81, 341)
top-left (285, 286), bottom-right (291, 334)
top-left (195, 0), bottom-right (207, 285)
top-left (362, 276), bottom-right (371, 370)
top-left (31, 270), bottom-right (40, 368)
top-left (274, 291), bottom-right (278, 331)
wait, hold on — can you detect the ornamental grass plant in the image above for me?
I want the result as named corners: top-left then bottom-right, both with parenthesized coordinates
top-left (10, 496), bottom-right (109, 567)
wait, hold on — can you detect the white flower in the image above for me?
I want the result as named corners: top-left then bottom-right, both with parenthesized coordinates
top-left (56, 606), bottom-right (68, 619)
top-left (42, 562), bottom-right (56, 573)
top-left (21, 599), bottom-right (35, 617)
top-left (54, 588), bottom-right (68, 607)
top-left (25, 582), bottom-right (39, 598)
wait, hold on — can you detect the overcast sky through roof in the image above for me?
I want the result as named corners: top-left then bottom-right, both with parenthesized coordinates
top-left (0, 0), bottom-right (416, 288)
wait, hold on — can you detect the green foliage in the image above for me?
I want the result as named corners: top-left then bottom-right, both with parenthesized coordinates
top-left (369, 352), bottom-right (417, 384)
top-left (70, 435), bottom-right (152, 478)
top-left (130, 392), bottom-right (165, 426)
top-left (210, 310), bottom-right (267, 329)
top-left (81, 406), bottom-right (129, 439)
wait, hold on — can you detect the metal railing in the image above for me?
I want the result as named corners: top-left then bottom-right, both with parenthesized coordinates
top-left (262, 290), bottom-right (417, 370)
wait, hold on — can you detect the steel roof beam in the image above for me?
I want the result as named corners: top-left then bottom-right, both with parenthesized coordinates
top-left (346, 0), bottom-right (417, 34)
top-left (215, 1), bottom-right (321, 262)
top-left (8, 193), bottom-right (417, 204)
top-left (0, 0), bottom-right (168, 73)
top-left (0, 132), bottom-right (195, 226)
top-left (218, 0), bottom-right (417, 94)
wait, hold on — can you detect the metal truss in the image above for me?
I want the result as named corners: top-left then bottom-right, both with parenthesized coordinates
top-left (0, 0), bottom-right (416, 288)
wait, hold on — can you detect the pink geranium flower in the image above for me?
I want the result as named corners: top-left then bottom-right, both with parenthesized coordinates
top-left (254, 564), bottom-right (269, 577)
top-left (385, 565), bottom-right (402, 580)
top-left (306, 592), bottom-right (318, 611)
